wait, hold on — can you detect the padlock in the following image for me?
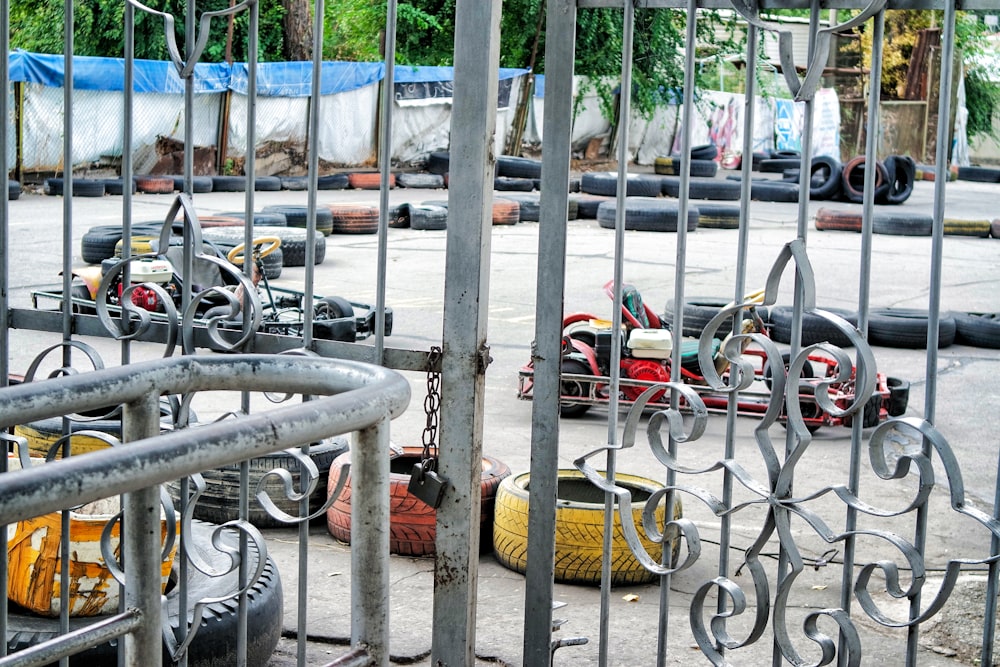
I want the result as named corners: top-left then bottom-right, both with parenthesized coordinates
top-left (408, 460), bottom-right (448, 509)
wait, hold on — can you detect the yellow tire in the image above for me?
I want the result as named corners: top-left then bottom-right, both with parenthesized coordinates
top-left (943, 218), bottom-right (992, 238)
top-left (492, 469), bottom-right (681, 586)
top-left (113, 235), bottom-right (158, 257)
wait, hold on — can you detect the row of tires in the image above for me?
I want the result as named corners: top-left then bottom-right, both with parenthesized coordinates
top-left (815, 208), bottom-right (1000, 238)
top-left (665, 297), bottom-right (1000, 350)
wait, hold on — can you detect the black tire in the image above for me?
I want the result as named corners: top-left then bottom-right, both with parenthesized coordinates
top-left (217, 211), bottom-right (288, 227)
top-left (690, 144), bottom-right (719, 161)
top-left (168, 175), bottom-right (214, 193)
top-left (7, 179), bottom-right (20, 200)
top-left (254, 176), bottom-right (282, 192)
top-left (201, 226), bottom-right (325, 267)
top-left (211, 175), bottom-right (247, 192)
top-left (992, 220), bottom-right (1000, 239)
top-left (43, 178), bottom-right (63, 196)
top-left (596, 197), bottom-right (698, 232)
top-left (953, 312), bottom-right (1000, 349)
top-left (576, 195), bottom-right (611, 219)
top-left (101, 178), bottom-right (137, 196)
top-left (957, 166), bottom-right (1000, 183)
top-left (168, 437), bottom-right (348, 528)
top-left (872, 212), bottom-right (933, 237)
top-left (280, 176), bottom-right (309, 191)
top-left (81, 228), bottom-right (128, 264)
top-left (580, 172), bottom-right (662, 197)
top-left (5, 520), bottom-right (283, 667)
top-left (397, 172), bottom-right (445, 189)
top-left (409, 204), bottom-right (448, 231)
top-left (868, 308), bottom-right (957, 349)
top-left (559, 358), bottom-right (593, 417)
top-left (663, 296), bottom-right (763, 339)
top-left (426, 151), bottom-right (450, 175)
top-left (762, 351), bottom-right (816, 391)
top-left (493, 176), bottom-right (535, 192)
top-left (808, 156), bottom-right (843, 201)
top-left (317, 173), bottom-right (349, 190)
top-left (262, 205), bottom-right (334, 236)
top-left (883, 155), bottom-right (915, 204)
top-left (661, 177), bottom-right (741, 201)
top-left (841, 157), bottom-right (889, 204)
top-left (496, 155), bottom-right (542, 179)
top-left (499, 193), bottom-right (541, 222)
top-left (751, 181), bottom-right (799, 202)
top-left (44, 178), bottom-right (105, 197)
top-left (886, 376), bottom-right (910, 416)
top-left (695, 204), bottom-right (741, 229)
top-left (653, 156), bottom-right (718, 178)
top-left (771, 150), bottom-right (801, 159)
top-left (759, 158), bottom-right (801, 173)
top-left (768, 306), bottom-right (859, 347)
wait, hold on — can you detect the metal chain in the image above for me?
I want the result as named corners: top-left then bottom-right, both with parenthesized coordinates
top-left (421, 346), bottom-right (442, 470)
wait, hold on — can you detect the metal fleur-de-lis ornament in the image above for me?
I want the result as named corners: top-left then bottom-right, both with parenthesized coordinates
top-left (126, 0), bottom-right (257, 78)
top-left (729, 0), bottom-right (887, 102)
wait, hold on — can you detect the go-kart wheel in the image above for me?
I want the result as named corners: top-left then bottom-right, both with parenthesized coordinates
top-left (559, 358), bottom-right (593, 418)
top-left (762, 351), bottom-right (815, 391)
top-left (226, 237), bottom-right (282, 265)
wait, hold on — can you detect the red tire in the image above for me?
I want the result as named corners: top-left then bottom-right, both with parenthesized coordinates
top-left (326, 446), bottom-right (511, 556)
top-left (347, 172), bottom-right (395, 190)
top-left (134, 176), bottom-right (175, 194)
top-left (841, 156), bottom-right (887, 203)
top-left (814, 208), bottom-right (862, 232)
top-left (492, 199), bottom-right (520, 226)
top-left (197, 215), bottom-right (245, 228)
top-left (325, 203), bottom-right (379, 234)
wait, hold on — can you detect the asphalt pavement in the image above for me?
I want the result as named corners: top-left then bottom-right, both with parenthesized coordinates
top-left (4, 170), bottom-right (1000, 666)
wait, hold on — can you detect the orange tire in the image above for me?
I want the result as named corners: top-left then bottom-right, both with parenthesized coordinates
top-left (325, 203), bottom-right (379, 234)
top-left (347, 172), bottom-right (395, 190)
top-left (492, 199), bottom-right (520, 226)
top-left (134, 176), bottom-right (175, 194)
top-left (814, 208), bottom-right (862, 232)
top-left (326, 445), bottom-right (511, 556)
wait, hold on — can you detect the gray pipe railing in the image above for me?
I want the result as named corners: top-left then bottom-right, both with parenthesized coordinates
top-left (0, 354), bottom-right (410, 667)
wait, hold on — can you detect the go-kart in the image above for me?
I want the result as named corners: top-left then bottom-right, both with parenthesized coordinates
top-left (32, 212), bottom-right (391, 351)
top-left (517, 280), bottom-right (909, 432)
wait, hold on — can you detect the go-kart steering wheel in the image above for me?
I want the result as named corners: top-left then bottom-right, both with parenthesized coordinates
top-left (227, 237), bottom-right (282, 265)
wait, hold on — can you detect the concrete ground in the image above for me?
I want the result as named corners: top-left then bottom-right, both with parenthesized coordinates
top-left (4, 169), bottom-right (1000, 665)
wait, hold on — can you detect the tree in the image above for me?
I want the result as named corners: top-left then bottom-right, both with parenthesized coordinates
top-left (282, 0), bottom-right (312, 61)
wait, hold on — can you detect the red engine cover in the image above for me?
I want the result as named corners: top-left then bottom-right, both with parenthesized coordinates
top-left (621, 359), bottom-right (670, 402)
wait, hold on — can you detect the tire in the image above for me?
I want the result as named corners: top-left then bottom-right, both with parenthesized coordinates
top-left (280, 176), bottom-right (309, 191)
top-left (993, 220), bottom-right (1000, 239)
top-left (101, 178), bottom-right (136, 196)
top-left (8, 179), bottom-right (21, 200)
top-left (196, 215), bottom-right (245, 229)
top-left (751, 181), bottom-right (799, 202)
top-left (886, 376), bottom-right (910, 416)
top-left (953, 312), bottom-right (1000, 349)
top-left (202, 226), bottom-right (325, 267)
top-left (768, 305), bottom-right (859, 347)
top-left (868, 308), bottom-right (957, 349)
top-left (771, 150), bottom-right (801, 159)
top-left (81, 228), bottom-right (129, 264)
top-left (167, 437), bottom-right (348, 528)
top-left (559, 358), bottom-right (594, 417)
top-left (326, 446), bottom-right (511, 556)
top-left (576, 195), bottom-right (611, 219)
top-left (762, 351), bottom-right (816, 390)
top-left (326, 204), bottom-right (379, 234)
top-left (409, 204), bottom-right (448, 231)
top-left (317, 173), bottom-right (350, 190)
top-left (661, 177), bottom-right (741, 201)
top-left (253, 176), bottom-right (282, 192)
top-left (167, 175), bottom-right (213, 193)
top-left (695, 204), bottom-right (740, 229)
top-left (596, 197), bottom-right (699, 233)
top-left (841, 157), bottom-right (888, 204)
top-left (217, 211), bottom-right (288, 227)
top-left (653, 156), bottom-right (718, 178)
top-left (134, 176), bottom-right (175, 194)
top-left (496, 155), bottom-right (543, 179)
top-left (689, 144), bottom-right (718, 161)
top-left (492, 470), bottom-right (681, 586)
top-left (397, 173), bottom-right (445, 189)
top-left (211, 175), bottom-right (247, 192)
top-left (388, 204), bottom-right (410, 229)
top-left (759, 158), bottom-right (801, 173)
top-left (348, 172), bottom-right (394, 190)
top-left (262, 205), bottom-right (334, 236)
top-left (814, 208), bottom-right (861, 233)
top-left (957, 166), bottom-right (1000, 183)
top-left (499, 193), bottom-right (541, 222)
top-left (5, 520), bottom-right (283, 667)
top-left (883, 155), bottom-right (915, 204)
top-left (580, 172), bottom-right (663, 197)
top-left (663, 296), bottom-right (763, 339)
top-left (943, 218), bottom-right (992, 237)
top-left (44, 178), bottom-right (106, 197)
top-left (426, 151), bottom-right (450, 175)
top-left (808, 156), bottom-right (843, 201)
top-left (872, 212), bottom-right (932, 236)
top-left (493, 177), bottom-right (535, 192)
top-left (492, 198), bottom-right (520, 226)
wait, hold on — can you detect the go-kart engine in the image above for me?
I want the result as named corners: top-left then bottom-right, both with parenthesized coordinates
top-left (620, 359), bottom-right (670, 402)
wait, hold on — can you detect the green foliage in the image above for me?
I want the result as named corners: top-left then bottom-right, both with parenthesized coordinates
top-left (966, 67), bottom-right (1000, 140)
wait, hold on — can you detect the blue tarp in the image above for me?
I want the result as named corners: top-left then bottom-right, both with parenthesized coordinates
top-left (7, 51), bottom-right (527, 96)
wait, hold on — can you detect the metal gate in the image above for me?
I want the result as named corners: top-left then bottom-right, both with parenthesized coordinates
top-left (0, 0), bottom-right (999, 666)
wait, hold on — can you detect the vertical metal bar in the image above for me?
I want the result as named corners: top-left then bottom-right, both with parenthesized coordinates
top-left (908, 4), bottom-right (956, 665)
top-left (431, 0), bottom-right (500, 662)
top-left (351, 420), bottom-right (391, 667)
top-left (122, 393), bottom-right (163, 667)
top-left (0, 9), bottom-right (7, 652)
top-left (982, 449), bottom-right (1000, 663)
top-left (717, 22), bottom-right (759, 661)
top-left (600, 2), bottom-right (634, 664)
top-left (839, 10), bottom-right (884, 667)
top-left (121, 1), bottom-right (135, 366)
top-left (302, 0), bottom-right (326, 349)
top-left (374, 0), bottom-right (398, 367)
top-left (523, 0), bottom-right (575, 661)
